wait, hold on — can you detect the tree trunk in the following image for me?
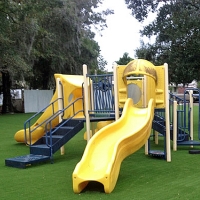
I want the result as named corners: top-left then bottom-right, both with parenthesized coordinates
top-left (2, 71), bottom-right (13, 114)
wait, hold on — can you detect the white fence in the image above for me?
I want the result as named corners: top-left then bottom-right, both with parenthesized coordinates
top-left (24, 90), bottom-right (53, 113)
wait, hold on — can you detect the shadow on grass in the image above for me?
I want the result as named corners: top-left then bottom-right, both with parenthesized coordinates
top-left (82, 181), bottom-right (105, 193)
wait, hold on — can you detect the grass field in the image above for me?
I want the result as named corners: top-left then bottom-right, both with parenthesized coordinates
top-left (1, 111), bottom-right (200, 200)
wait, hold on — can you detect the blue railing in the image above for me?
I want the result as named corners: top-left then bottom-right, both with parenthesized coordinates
top-left (44, 97), bottom-right (84, 158)
top-left (87, 74), bottom-right (115, 113)
top-left (24, 97), bottom-right (64, 145)
top-left (169, 92), bottom-right (190, 141)
top-left (170, 91), bottom-right (200, 142)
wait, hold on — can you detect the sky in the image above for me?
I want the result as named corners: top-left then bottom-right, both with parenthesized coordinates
top-left (94, 0), bottom-right (156, 71)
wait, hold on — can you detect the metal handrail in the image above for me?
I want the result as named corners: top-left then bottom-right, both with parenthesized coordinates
top-left (169, 92), bottom-right (190, 141)
top-left (44, 98), bottom-right (84, 158)
top-left (24, 97), bottom-right (63, 146)
top-left (153, 93), bottom-right (190, 142)
top-left (169, 92), bottom-right (189, 104)
top-left (59, 81), bottom-right (65, 119)
top-left (44, 98), bottom-right (83, 142)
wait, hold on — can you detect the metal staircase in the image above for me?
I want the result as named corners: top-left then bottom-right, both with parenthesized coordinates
top-left (152, 113), bottom-right (190, 142)
top-left (149, 97), bottom-right (200, 158)
top-left (5, 119), bottom-right (84, 168)
top-left (149, 109), bottom-right (190, 159)
top-left (5, 96), bottom-right (85, 169)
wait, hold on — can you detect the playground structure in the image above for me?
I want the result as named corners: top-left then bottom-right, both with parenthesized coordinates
top-left (149, 88), bottom-right (200, 156)
top-left (5, 59), bottom-right (200, 193)
top-left (169, 89), bottom-right (200, 150)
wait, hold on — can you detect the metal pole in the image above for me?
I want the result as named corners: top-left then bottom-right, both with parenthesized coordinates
top-left (189, 90), bottom-right (194, 145)
top-left (164, 63), bottom-right (171, 162)
top-left (57, 78), bottom-right (65, 155)
top-left (113, 62), bottom-right (119, 120)
top-left (173, 100), bottom-right (177, 151)
top-left (83, 64), bottom-right (91, 142)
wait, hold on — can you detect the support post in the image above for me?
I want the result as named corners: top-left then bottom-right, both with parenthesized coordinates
top-left (113, 62), bottom-right (119, 120)
top-left (56, 78), bottom-right (65, 155)
top-left (83, 64), bottom-right (91, 142)
top-left (90, 78), bottom-right (95, 136)
top-left (173, 100), bottom-right (177, 151)
top-left (189, 90), bottom-right (194, 146)
top-left (164, 63), bottom-right (171, 162)
top-left (145, 140), bottom-right (148, 155)
top-left (155, 131), bottom-right (159, 145)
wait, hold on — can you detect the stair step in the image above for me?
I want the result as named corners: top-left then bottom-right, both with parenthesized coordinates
top-left (156, 89), bottom-right (164, 94)
top-left (41, 135), bottom-right (63, 144)
top-left (5, 154), bottom-right (50, 168)
top-left (6, 120), bottom-right (84, 168)
top-left (53, 127), bottom-right (73, 135)
top-left (148, 150), bottom-right (165, 158)
top-left (119, 88), bottom-right (126, 93)
top-left (189, 150), bottom-right (200, 154)
top-left (155, 100), bottom-right (164, 105)
top-left (45, 135), bottom-right (63, 139)
top-left (177, 141), bottom-right (200, 146)
top-left (59, 126), bottom-right (73, 129)
top-left (32, 144), bottom-right (49, 148)
top-left (30, 144), bottom-right (51, 156)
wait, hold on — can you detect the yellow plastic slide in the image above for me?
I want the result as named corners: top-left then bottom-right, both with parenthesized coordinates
top-left (14, 91), bottom-right (59, 144)
top-left (73, 98), bottom-right (154, 193)
top-left (14, 74), bottom-right (84, 144)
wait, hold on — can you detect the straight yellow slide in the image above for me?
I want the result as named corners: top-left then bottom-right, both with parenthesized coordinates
top-left (73, 98), bottom-right (154, 193)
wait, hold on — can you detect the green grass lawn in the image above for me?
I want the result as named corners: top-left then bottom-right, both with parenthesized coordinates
top-left (1, 111), bottom-right (200, 200)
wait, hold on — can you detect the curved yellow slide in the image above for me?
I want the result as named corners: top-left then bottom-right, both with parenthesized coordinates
top-left (14, 91), bottom-right (60, 144)
top-left (14, 74), bottom-right (84, 144)
top-left (73, 98), bottom-right (154, 193)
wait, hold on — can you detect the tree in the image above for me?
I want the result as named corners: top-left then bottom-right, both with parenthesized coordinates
top-left (0, 0), bottom-right (113, 113)
top-left (135, 41), bottom-right (155, 62)
top-left (97, 54), bottom-right (107, 74)
top-left (116, 52), bottom-right (133, 65)
top-left (0, 0), bottom-right (30, 113)
top-left (125, 0), bottom-right (200, 85)
top-left (125, 0), bottom-right (162, 22)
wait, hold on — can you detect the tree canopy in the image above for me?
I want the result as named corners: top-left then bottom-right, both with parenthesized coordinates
top-left (0, 0), bottom-right (113, 113)
top-left (126, 0), bottom-right (200, 85)
top-left (116, 52), bottom-right (133, 65)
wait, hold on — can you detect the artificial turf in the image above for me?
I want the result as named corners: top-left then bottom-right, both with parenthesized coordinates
top-left (1, 111), bottom-right (200, 200)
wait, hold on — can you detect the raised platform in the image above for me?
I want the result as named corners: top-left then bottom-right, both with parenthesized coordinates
top-left (177, 140), bottom-right (200, 146)
top-left (5, 154), bottom-right (50, 169)
top-left (148, 150), bottom-right (165, 158)
top-left (188, 150), bottom-right (200, 154)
